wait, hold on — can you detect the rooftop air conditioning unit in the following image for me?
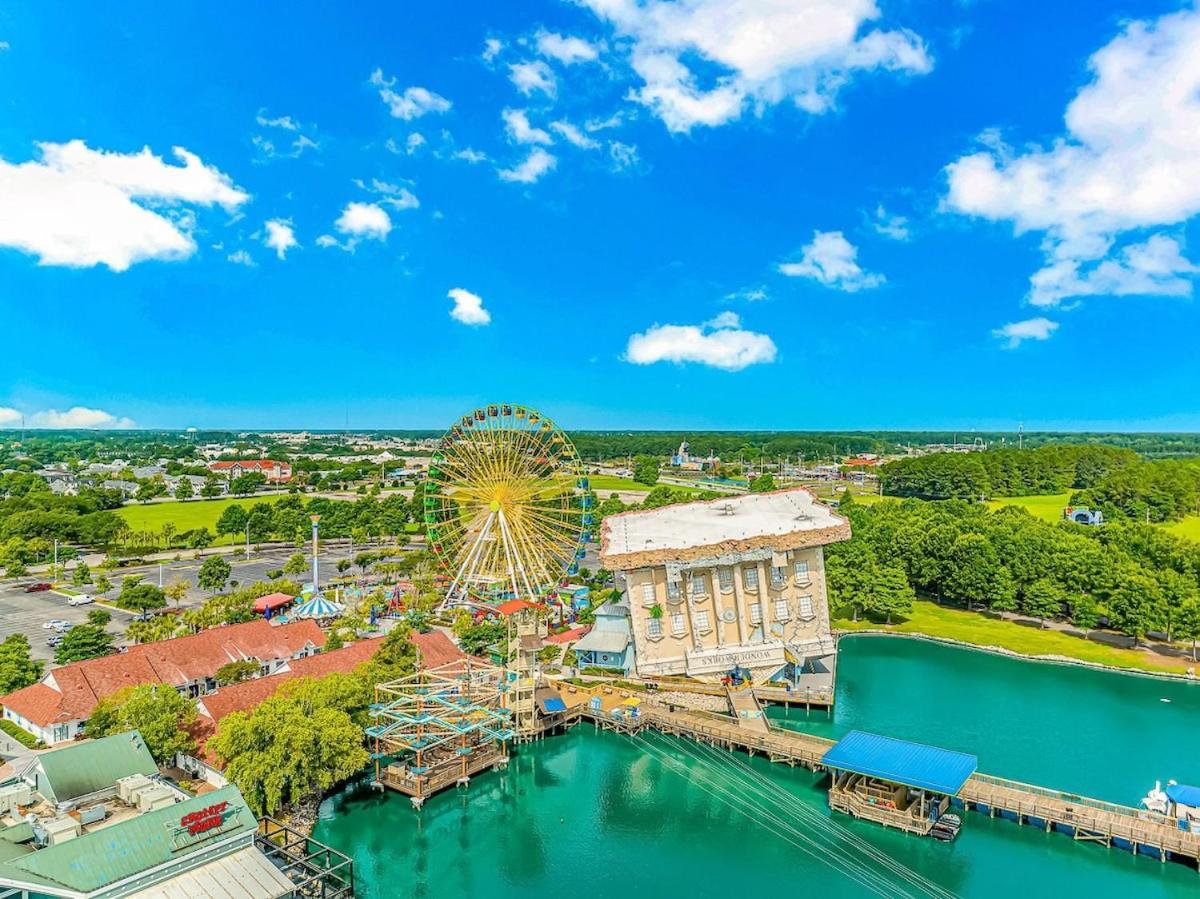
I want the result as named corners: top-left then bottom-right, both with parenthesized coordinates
top-left (116, 774), bottom-right (153, 805)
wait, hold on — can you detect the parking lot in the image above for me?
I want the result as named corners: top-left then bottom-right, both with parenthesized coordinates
top-left (0, 543), bottom-right (370, 662)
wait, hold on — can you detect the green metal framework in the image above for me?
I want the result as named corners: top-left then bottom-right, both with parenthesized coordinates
top-left (367, 660), bottom-right (515, 805)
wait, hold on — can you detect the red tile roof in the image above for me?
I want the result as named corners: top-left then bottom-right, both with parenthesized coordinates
top-left (411, 631), bottom-right (467, 669)
top-left (208, 460), bottom-right (286, 471)
top-left (545, 625), bottom-right (591, 645)
top-left (495, 599), bottom-right (537, 616)
top-left (253, 592), bottom-right (295, 613)
top-left (0, 619), bottom-right (325, 727)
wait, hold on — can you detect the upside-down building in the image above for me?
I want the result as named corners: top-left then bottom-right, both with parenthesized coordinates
top-left (599, 488), bottom-right (850, 685)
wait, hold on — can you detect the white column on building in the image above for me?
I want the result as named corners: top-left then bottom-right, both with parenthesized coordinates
top-left (682, 571), bottom-right (702, 652)
top-left (729, 564), bottom-right (748, 646)
top-left (708, 567), bottom-right (726, 648)
top-left (756, 560), bottom-right (771, 643)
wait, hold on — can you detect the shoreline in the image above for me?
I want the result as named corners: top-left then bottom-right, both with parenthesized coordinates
top-left (838, 629), bottom-right (1199, 685)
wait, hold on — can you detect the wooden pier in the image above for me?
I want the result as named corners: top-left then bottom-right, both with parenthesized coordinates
top-left (568, 692), bottom-right (1200, 868)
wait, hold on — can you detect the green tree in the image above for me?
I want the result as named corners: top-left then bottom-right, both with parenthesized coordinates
top-left (126, 615), bottom-right (182, 644)
top-left (1071, 593), bottom-right (1102, 637)
top-left (71, 561), bottom-right (92, 586)
top-left (1021, 578), bottom-right (1065, 628)
top-left (749, 473), bottom-right (776, 493)
top-left (164, 580), bottom-right (189, 607)
top-left (188, 528), bottom-right (214, 550)
top-left (93, 573), bottom-right (113, 595)
top-left (86, 684), bottom-right (197, 763)
top-left (354, 552), bottom-right (374, 575)
top-left (283, 553), bottom-right (308, 577)
top-left (632, 455), bottom-right (659, 487)
top-left (871, 562), bottom-right (915, 624)
top-left (451, 609), bottom-right (473, 638)
top-left (216, 659), bottom-right (261, 685)
top-left (360, 624), bottom-right (418, 684)
top-left (230, 472), bottom-right (267, 495)
top-left (1175, 597), bottom-right (1200, 662)
top-left (174, 477), bottom-right (194, 500)
top-left (55, 625), bottom-right (114, 664)
top-left (215, 505), bottom-right (248, 538)
top-left (117, 580), bottom-right (167, 613)
top-left (0, 635), bottom-right (43, 694)
top-left (210, 679), bottom-right (369, 816)
top-left (4, 561), bottom-right (28, 579)
top-left (200, 476), bottom-right (223, 499)
top-left (336, 559), bottom-right (352, 575)
top-left (135, 480), bottom-right (166, 504)
top-left (86, 608), bottom-right (111, 628)
top-left (198, 556), bottom-right (232, 593)
top-left (1108, 570), bottom-right (1163, 645)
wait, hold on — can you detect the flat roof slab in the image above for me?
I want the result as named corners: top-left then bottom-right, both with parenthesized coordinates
top-left (599, 488), bottom-right (850, 570)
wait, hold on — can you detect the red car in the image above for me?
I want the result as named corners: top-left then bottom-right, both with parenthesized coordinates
top-left (23, 583), bottom-right (52, 593)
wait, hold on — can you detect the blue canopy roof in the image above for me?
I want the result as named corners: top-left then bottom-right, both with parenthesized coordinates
top-left (1166, 783), bottom-right (1200, 807)
top-left (822, 730), bottom-right (978, 795)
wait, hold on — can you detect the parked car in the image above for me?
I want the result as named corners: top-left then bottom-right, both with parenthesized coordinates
top-left (66, 594), bottom-right (94, 607)
top-left (24, 583), bottom-right (52, 593)
top-left (46, 633), bottom-right (63, 648)
top-left (42, 619), bottom-right (71, 631)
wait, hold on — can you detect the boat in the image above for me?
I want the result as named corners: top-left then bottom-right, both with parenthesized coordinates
top-left (930, 813), bottom-right (962, 842)
top-left (1140, 780), bottom-right (1200, 832)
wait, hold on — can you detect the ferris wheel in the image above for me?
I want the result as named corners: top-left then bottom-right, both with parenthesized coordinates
top-left (424, 404), bottom-right (592, 607)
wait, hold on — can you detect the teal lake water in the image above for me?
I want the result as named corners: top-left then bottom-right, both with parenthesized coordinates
top-left (314, 636), bottom-right (1200, 898)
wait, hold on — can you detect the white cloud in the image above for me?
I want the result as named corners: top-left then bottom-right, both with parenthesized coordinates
top-left (502, 108), bottom-right (553, 145)
top-left (608, 141), bottom-right (640, 171)
top-left (227, 249), bottom-right (255, 266)
top-left (778, 230), bottom-right (884, 291)
top-left (498, 148), bottom-right (557, 184)
top-left (356, 178), bottom-right (420, 211)
top-left (255, 111), bottom-right (299, 130)
top-left (0, 408), bottom-right (20, 426)
top-left (993, 317), bottom-right (1059, 349)
top-left (725, 286), bottom-right (768, 302)
top-left (625, 312), bottom-right (777, 371)
top-left (369, 69), bottom-right (451, 120)
top-left (28, 407), bottom-right (135, 429)
top-left (264, 219), bottom-right (297, 259)
top-left (455, 148), bottom-right (488, 164)
top-left (871, 204), bottom-right (909, 240)
top-left (0, 42), bottom-right (10, 53)
top-left (551, 120), bottom-right (600, 149)
top-left (252, 110), bottom-right (319, 160)
top-left (319, 202), bottom-right (392, 249)
top-left (509, 60), bottom-right (557, 97)
top-left (448, 287), bottom-right (491, 326)
top-left (0, 139), bottom-right (248, 271)
top-left (483, 38), bottom-right (504, 63)
top-left (536, 31), bottom-right (603, 65)
top-left (579, 0), bottom-right (931, 132)
top-left (944, 7), bottom-right (1200, 306)
top-left (406, 133), bottom-right (426, 155)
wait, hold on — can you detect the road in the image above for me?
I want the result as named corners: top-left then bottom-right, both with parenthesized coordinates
top-left (0, 543), bottom-right (373, 662)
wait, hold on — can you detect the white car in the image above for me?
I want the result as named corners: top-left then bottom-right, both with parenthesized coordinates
top-left (67, 594), bottom-right (94, 607)
top-left (42, 619), bottom-right (71, 631)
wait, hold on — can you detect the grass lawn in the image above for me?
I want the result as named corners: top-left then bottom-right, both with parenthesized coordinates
top-left (587, 475), bottom-right (652, 492)
top-left (1163, 516), bottom-right (1200, 541)
top-left (116, 495), bottom-right (289, 544)
top-left (835, 598), bottom-right (1193, 675)
top-left (984, 493), bottom-right (1071, 522)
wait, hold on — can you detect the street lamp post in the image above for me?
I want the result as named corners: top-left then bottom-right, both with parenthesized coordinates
top-left (310, 514), bottom-right (321, 590)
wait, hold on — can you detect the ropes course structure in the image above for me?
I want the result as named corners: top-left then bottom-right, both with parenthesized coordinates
top-left (425, 404), bottom-right (591, 609)
top-left (631, 731), bottom-right (960, 899)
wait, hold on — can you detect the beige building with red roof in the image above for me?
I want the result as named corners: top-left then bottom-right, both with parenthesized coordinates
top-left (207, 459), bottom-right (292, 482)
top-left (0, 619), bottom-right (325, 746)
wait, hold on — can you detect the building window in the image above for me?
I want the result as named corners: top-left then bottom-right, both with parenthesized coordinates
top-left (690, 574), bottom-right (707, 596)
top-left (671, 612), bottom-right (686, 636)
top-left (794, 560), bottom-right (810, 583)
top-left (641, 583), bottom-right (656, 605)
top-left (743, 566), bottom-right (759, 590)
top-left (695, 610), bottom-right (710, 631)
top-left (647, 618), bottom-right (662, 638)
top-left (667, 580), bottom-right (682, 600)
top-left (770, 566), bottom-right (786, 590)
top-left (718, 567), bottom-right (733, 590)
top-left (774, 598), bottom-right (791, 621)
top-left (797, 595), bottom-right (815, 620)
top-left (749, 603), bottom-right (762, 625)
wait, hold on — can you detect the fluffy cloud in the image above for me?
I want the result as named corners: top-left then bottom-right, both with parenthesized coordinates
top-left (870, 204), bottom-right (909, 240)
top-left (0, 140), bottom-right (248, 271)
top-left (509, 60), bottom-right (557, 97)
top-left (483, 38), bottom-right (504, 63)
top-left (263, 219), bottom-right (297, 259)
top-left (252, 109), bottom-right (319, 160)
top-left (498, 148), bottom-right (557, 184)
top-left (0, 408), bottom-right (21, 426)
top-left (502, 108), bottom-right (553, 145)
top-left (335, 202), bottom-right (392, 239)
top-left (778, 230), bottom-right (884, 291)
top-left (551, 120), bottom-right (600, 149)
top-left (993, 317), bottom-right (1059, 349)
top-left (579, 0), bottom-right (931, 132)
top-left (945, 7), bottom-right (1200, 306)
top-left (536, 31), bottom-right (603, 65)
top-left (455, 148), bottom-right (488, 164)
top-left (448, 287), bottom-right (491, 325)
top-left (28, 407), bottom-right (136, 429)
top-left (625, 311), bottom-right (777, 371)
top-left (608, 141), bottom-right (640, 171)
top-left (370, 69), bottom-right (451, 120)
top-left (227, 249), bottom-right (255, 266)
top-left (356, 178), bottom-right (420, 211)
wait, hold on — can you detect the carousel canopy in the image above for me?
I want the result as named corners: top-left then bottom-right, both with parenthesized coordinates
top-left (292, 595), bottom-right (345, 619)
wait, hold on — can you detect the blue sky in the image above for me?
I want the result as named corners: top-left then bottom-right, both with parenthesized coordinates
top-left (2, 0), bottom-right (1200, 431)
